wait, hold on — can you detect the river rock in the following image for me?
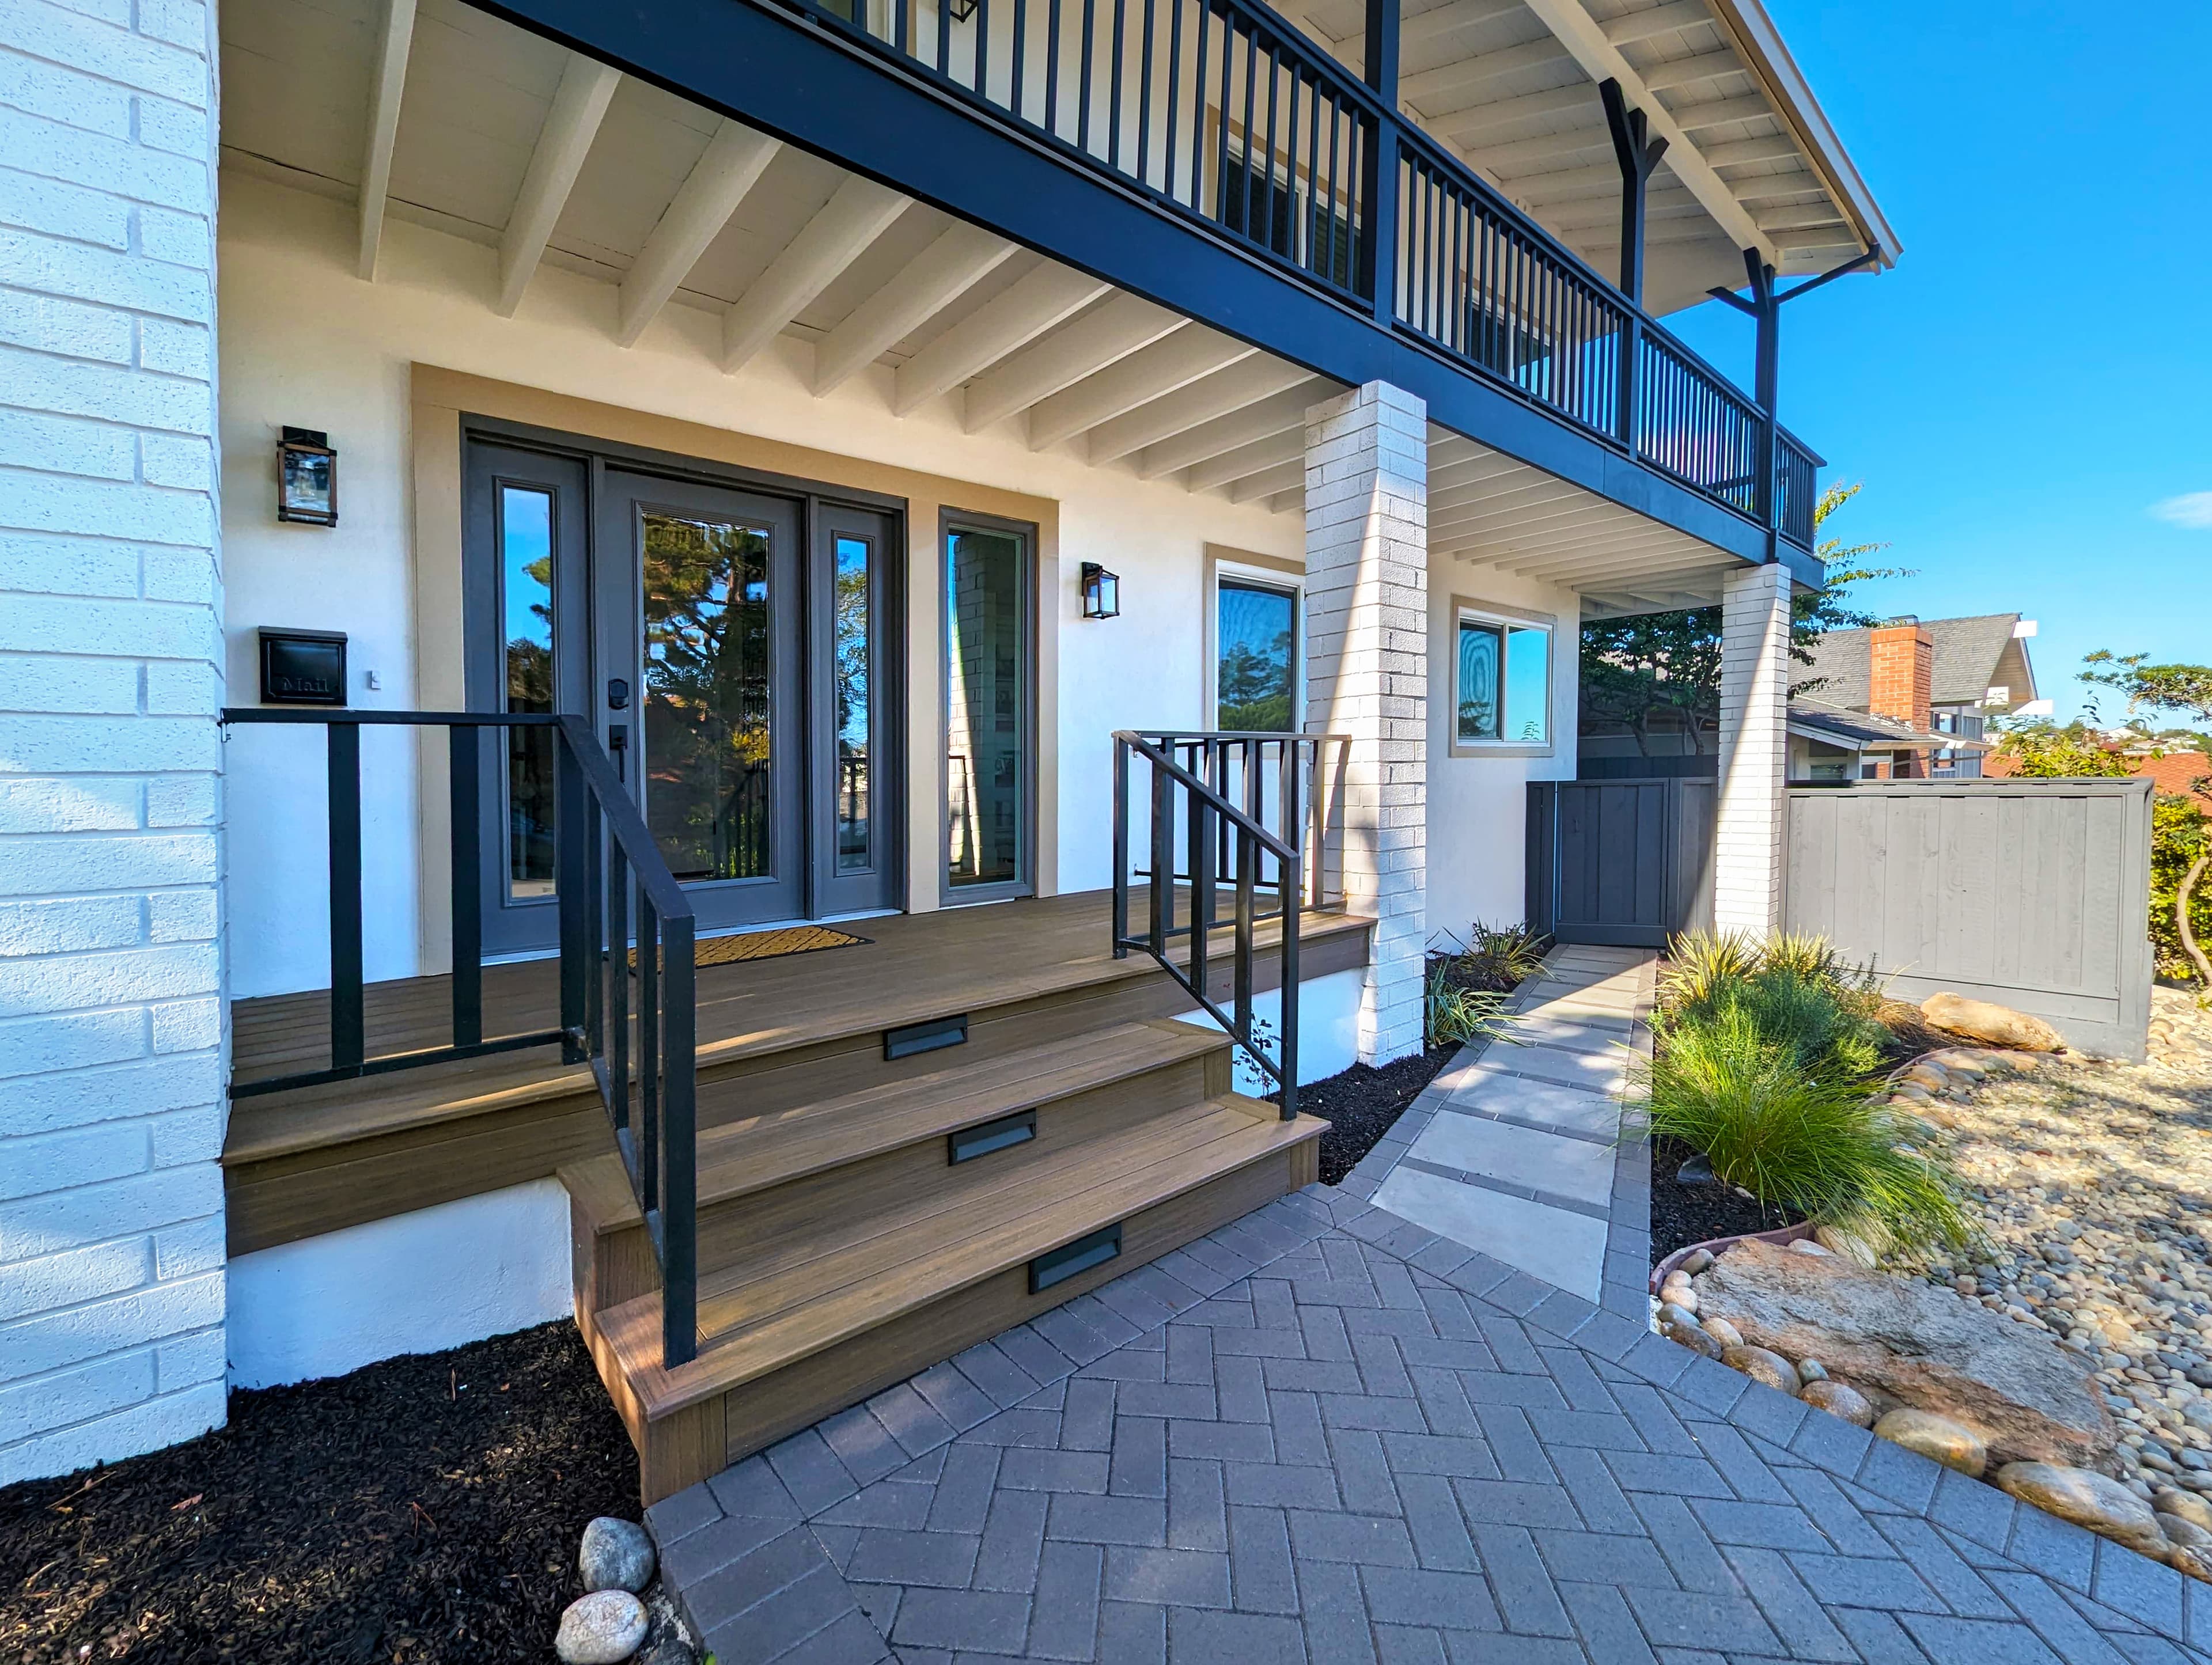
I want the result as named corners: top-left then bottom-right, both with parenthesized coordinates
top-left (2156, 1488), bottom-right (2212, 1533)
top-left (1920, 993), bottom-right (2064, 1052)
top-left (1800, 1379), bottom-right (1875, 1427)
top-left (1665, 1321), bottom-right (1724, 1360)
top-left (1657, 1302), bottom-right (1699, 1331)
top-left (1680, 1249), bottom-right (1716, 1276)
top-left (1994, 1463), bottom-right (2166, 1556)
top-left (2159, 1512), bottom-right (2212, 1548)
top-left (2171, 1544), bottom-right (2212, 1583)
top-left (1875, 1408), bottom-right (1987, 1477)
top-left (1701, 1315), bottom-right (1744, 1349)
top-left (1692, 1238), bottom-right (2116, 1467)
top-left (580, 1516), bottom-right (657, 1595)
top-left (1721, 1345), bottom-right (1798, 1393)
top-left (1796, 1358), bottom-right (1830, 1385)
top-left (1813, 1226), bottom-right (1877, 1268)
top-left (556, 1590), bottom-right (650, 1665)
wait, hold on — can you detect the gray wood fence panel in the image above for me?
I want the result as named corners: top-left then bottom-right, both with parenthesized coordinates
top-left (1782, 780), bottom-right (2153, 1060)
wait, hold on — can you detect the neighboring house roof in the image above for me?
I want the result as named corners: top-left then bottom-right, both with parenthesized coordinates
top-left (1787, 697), bottom-right (1968, 753)
top-left (1797, 613), bottom-right (2040, 711)
top-left (1988, 749), bottom-right (2212, 810)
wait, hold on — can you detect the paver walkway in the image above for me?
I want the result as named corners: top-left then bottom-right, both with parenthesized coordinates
top-left (1341, 946), bottom-right (1657, 1319)
top-left (648, 1186), bottom-right (2212, 1665)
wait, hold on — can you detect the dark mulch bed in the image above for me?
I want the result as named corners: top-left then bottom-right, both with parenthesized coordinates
top-left (0, 1323), bottom-right (636, 1664)
top-left (1649, 1133), bottom-right (1805, 1265)
top-left (1296, 1041), bottom-right (1461, 1184)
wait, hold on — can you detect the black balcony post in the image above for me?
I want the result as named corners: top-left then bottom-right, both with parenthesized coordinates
top-left (1358, 0), bottom-right (1400, 323)
top-left (1601, 79), bottom-right (1664, 454)
top-left (1743, 250), bottom-right (1780, 552)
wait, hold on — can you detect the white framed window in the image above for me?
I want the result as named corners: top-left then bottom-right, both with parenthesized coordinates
top-left (1205, 548), bottom-right (1305, 732)
top-left (1450, 598), bottom-right (1553, 755)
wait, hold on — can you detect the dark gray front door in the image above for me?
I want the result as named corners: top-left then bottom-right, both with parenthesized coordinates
top-left (465, 433), bottom-right (903, 952)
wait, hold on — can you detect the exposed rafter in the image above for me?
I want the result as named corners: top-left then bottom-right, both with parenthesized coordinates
top-left (1461, 127), bottom-right (1614, 175)
top-left (1513, 0), bottom-right (1777, 263)
top-left (356, 0), bottom-right (418, 281)
top-left (1433, 84), bottom-right (1599, 146)
top-left (963, 295), bottom-right (1181, 433)
top-left (1402, 39), bottom-right (1574, 108)
top-left (1601, 0), bottom-right (1714, 47)
top-left (725, 176), bottom-right (907, 373)
top-left (1083, 356), bottom-right (1308, 465)
top-left (1027, 330), bottom-right (1253, 451)
top-left (1187, 428), bottom-right (1304, 492)
top-left (1229, 460), bottom-right (1304, 504)
top-left (1135, 381), bottom-right (1325, 479)
top-left (1639, 48), bottom-right (1745, 95)
top-left (1700, 133), bottom-right (1805, 169)
top-left (495, 53), bottom-right (620, 317)
top-left (813, 221), bottom-right (1014, 395)
top-left (1669, 94), bottom-right (1776, 133)
top-left (892, 264), bottom-right (1106, 415)
top-left (616, 122), bottom-right (780, 347)
top-left (1400, 0), bottom-right (1524, 51)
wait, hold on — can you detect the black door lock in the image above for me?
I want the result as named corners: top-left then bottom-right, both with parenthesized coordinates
top-left (607, 677), bottom-right (630, 711)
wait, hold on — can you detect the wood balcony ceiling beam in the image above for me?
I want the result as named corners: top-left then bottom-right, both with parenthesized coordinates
top-left (893, 264), bottom-right (1107, 416)
top-left (616, 122), bottom-right (781, 348)
top-left (1135, 382), bottom-right (1323, 480)
top-left (961, 295), bottom-right (1183, 433)
top-left (1027, 329), bottom-right (1255, 451)
top-left (495, 53), bottom-right (621, 318)
top-left (1084, 355), bottom-right (1310, 465)
top-left (724, 176), bottom-right (908, 373)
top-left (356, 0), bottom-right (418, 282)
top-left (813, 222), bottom-right (1015, 395)
top-left (1401, 38), bottom-right (1576, 108)
top-left (1186, 427), bottom-right (1304, 493)
top-left (1601, 0), bottom-right (1715, 47)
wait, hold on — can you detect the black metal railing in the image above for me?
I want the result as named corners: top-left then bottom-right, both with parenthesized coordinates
top-left (219, 708), bottom-right (700, 1367)
top-left (1776, 430), bottom-right (1820, 549)
top-left (1109, 730), bottom-right (1349, 1117)
top-left (774, 0), bottom-right (1821, 550)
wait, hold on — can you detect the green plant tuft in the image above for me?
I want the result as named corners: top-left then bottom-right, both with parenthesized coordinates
top-left (1426, 960), bottom-right (1513, 1049)
top-left (1637, 1005), bottom-right (1973, 1252)
top-left (1448, 920), bottom-right (1551, 991)
top-left (1658, 929), bottom-right (1760, 1009)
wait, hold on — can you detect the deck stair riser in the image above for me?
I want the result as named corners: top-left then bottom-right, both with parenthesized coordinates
top-left (563, 1020), bottom-right (1232, 1314)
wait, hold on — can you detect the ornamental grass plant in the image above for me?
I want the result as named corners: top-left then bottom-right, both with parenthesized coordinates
top-left (1643, 931), bottom-right (1973, 1255)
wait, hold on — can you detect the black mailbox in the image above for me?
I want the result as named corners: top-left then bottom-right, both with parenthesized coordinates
top-left (259, 628), bottom-right (347, 706)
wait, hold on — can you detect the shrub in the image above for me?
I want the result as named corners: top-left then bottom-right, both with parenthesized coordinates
top-left (1426, 959), bottom-right (1512, 1048)
top-left (1444, 920), bottom-right (1550, 992)
top-left (1658, 930), bottom-right (1760, 1010)
top-left (1640, 1004), bottom-right (1973, 1253)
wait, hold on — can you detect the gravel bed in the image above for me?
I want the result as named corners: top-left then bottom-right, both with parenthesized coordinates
top-left (1893, 986), bottom-right (2212, 1499)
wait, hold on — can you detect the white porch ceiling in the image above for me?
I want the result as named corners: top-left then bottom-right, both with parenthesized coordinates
top-left (220, 0), bottom-right (1754, 606)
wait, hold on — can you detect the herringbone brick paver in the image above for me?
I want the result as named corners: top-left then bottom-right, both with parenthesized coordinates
top-left (646, 1186), bottom-right (2212, 1665)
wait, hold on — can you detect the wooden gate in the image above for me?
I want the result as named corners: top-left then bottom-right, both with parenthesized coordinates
top-left (1526, 777), bottom-right (1713, 948)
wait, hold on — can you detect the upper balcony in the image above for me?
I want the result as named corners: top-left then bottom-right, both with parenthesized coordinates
top-left (467, 0), bottom-right (1895, 564)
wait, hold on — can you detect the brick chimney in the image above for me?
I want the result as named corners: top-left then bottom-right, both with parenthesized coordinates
top-left (1868, 617), bottom-right (1934, 733)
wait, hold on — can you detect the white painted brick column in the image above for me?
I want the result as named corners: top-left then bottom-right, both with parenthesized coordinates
top-left (0, 0), bottom-right (228, 1482)
top-left (1304, 383), bottom-right (1426, 1065)
top-left (1714, 560), bottom-right (1790, 935)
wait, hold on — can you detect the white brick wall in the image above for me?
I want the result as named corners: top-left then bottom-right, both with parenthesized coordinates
top-left (1714, 560), bottom-right (1790, 935)
top-left (0, 0), bottom-right (227, 1484)
top-left (1304, 383), bottom-right (1427, 1064)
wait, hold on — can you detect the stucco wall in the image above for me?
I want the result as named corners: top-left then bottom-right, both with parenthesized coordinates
top-left (0, 0), bottom-right (230, 1485)
top-left (1425, 556), bottom-right (1582, 946)
top-left (217, 169), bottom-right (1302, 996)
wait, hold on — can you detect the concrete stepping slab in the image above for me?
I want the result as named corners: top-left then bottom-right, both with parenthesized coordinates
top-left (1445, 1068), bottom-right (1623, 1140)
top-left (1475, 1040), bottom-right (1631, 1095)
top-left (1506, 1014), bottom-right (1634, 1052)
top-left (1371, 1166), bottom-right (1608, 1300)
top-left (1405, 1114), bottom-right (1616, 1207)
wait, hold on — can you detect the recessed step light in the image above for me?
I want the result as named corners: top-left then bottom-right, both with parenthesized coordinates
top-left (884, 1013), bottom-right (968, 1060)
top-left (1029, 1223), bottom-right (1122, 1294)
top-left (948, 1109), bottom-right (1036, 1165)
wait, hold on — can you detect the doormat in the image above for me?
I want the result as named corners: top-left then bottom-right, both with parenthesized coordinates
top-left (632, 923), bottom-right (871, 970)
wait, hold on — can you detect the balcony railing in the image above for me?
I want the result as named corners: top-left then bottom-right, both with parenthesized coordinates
top-left (774, 0), bottom-right (1818, 550)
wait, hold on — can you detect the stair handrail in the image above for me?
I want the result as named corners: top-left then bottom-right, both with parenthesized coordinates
top-left (1112, 730), bottom-right (1345, 1121)
top-left (217, 707), bottom-right (699, 1368)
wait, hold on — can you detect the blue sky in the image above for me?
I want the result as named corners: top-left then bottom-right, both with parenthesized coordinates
top-left (1662, 2), bottom-right (2212, 724)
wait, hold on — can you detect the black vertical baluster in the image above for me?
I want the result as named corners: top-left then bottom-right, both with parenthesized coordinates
top-left (1136, 0), bottom-right (1154, 184)
top-left (639, 893), bottom-right (660, 1213)
top-left (448, 723), bottom-right (482, 1049)
top-left (327, 720), bottom-right (364, 1072)
top-left (1164, 0), bottom-right (1183, 198)
top-left (1112, 736), bottom-right (1130, 955)
top-left (555, 729), bottom-right (588, 1061)
top-left (1108, 0), bottom-right (1126, 168)
top-left (977, 0), bottom-right (991, 100)
top-left (1284, 70), bottom-right (1300, 269)
top-left (1189, 783), bottom-right (1211, 1004)
top-left (896, 0), bottom-right (908, 56)
top-left (1234, 821), bottom-right (1254, 1058)
top-left (1261, 44), bottom-right (1279, 257)
top-left (1214, 18), bottom-right (1233, 223)
top-left (1237, 31), bottom-right (1256, 242)
top-left (1184, 0), bottom-right (1203, 203)
top-left (1012, 0), bottom-right (1028, 117)
top-left (608, 840), bottom-right (630, 1136)
top-left (1279, 880), bottom-right (1300, 1121)
top-left (584, 783), bottom-right (603, 1063)
top-left (1328, 98), bottom-right (1343, 284)
top-left (660, 910), bottom-right (696, 1368)
top-left (1046, 0), bottom-right (1062, 132)
top-left (1149, 753), bottom-right (1171, 960)
top-left (1303, 71), bottom-right (1321, 278)
top-left (1077, 0), bottom-right (1096, 151)
top-left (1279, 735), bottom-right (1298, 912)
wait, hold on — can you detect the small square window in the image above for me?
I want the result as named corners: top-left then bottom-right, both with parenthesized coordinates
top-left (1455, 608), bottom-right (1550, 749)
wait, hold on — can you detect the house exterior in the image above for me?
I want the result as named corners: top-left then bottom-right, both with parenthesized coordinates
top-left (1795, 612), bottom-right (2044, 780)
top-left (0, 0), bottom-right (1896, 1493)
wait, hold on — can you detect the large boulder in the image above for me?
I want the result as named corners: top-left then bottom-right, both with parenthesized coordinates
top-left (1693, 1238), bottom-right (2115, 1468)
top-left (1919, 993), bottom-right (2064, 1052)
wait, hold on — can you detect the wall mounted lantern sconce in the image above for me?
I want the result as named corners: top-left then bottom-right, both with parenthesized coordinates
top-left (276, 427), bottom-right (338, 526)
top-left (1080, 563), bottom-right (1120, 620)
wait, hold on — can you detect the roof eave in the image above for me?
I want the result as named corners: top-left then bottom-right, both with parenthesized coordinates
top-left (1701, 0), bottom-right (1903, 268)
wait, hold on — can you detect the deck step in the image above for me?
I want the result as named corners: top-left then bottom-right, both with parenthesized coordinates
top-left (565, 1019), bottom-right (1231, 1238)
top-left (585, 1097), bottom-right (1323, 1496)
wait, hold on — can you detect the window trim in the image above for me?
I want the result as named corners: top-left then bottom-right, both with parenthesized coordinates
top-left (938, 507), bottom-right (1039, 908)
top-left (1448, 595), bottom-right (1556, 758)
top-left (1203, 545), bottom-right (1304, 732)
